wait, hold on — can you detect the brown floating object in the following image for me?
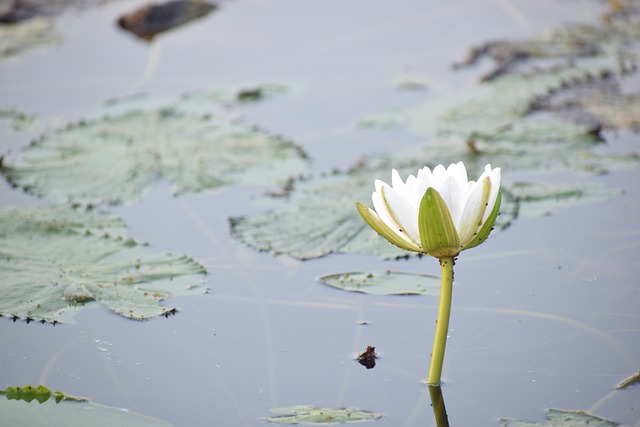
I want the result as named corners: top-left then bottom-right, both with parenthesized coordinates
top-left (117, 0), bottom-right (217, 41)
top-left (356, 345), bottom-right (378, 369)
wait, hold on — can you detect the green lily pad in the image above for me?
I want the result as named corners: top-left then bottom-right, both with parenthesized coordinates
top-left (454, 5), bottom-right (640, 81)
top-left (0, 206), bottom-right (206, 324)
top-left (500, 408), bottom-right (617, 427)
top-left (262, 406), bottom-right (383, 425)
top-left (1, 385), bottom-right (85, 405)
top-left (506, 181), bottom-right (624, 218)
top-left (434, 51), bottom-right (634, 143)
top-left (319, 271), bottom-right (440, 295)
top-left (0, 385), bottom-right (173, 427)
top-left (2, 100), bottom-right (308, 205)
top-left (0, 108), bottom-right (36, 132)
top-left (0, 17), bottom-right (61, 60)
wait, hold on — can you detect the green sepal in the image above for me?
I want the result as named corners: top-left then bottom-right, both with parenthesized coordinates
top-left (418, 188), bottom-right (460, 258)
top-left (462, 190), bottom-right (501, 251)
top-left (356, 202), bottom-right (421, 252)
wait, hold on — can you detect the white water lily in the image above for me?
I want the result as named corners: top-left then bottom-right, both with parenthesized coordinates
top-left (356, 162), bottom-right (501, 259)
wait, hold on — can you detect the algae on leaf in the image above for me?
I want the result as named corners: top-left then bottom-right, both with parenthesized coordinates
top-left (319, 271), bottom-right (440, 295)
top-left (2, 105), bottom-right (308, 205)
top-left (262, 406), bottom-right (383, 425)
top-left (500, 408), bottom-right (617, 427)
top-left (0, 206), bottom-right (206, 324)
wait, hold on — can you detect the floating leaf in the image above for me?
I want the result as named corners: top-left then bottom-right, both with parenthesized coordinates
top-left (500, 408), bottom-right (617, 427)
top-left (262, 406), bottom-right (383, 425)
top-left (2, 105), bottom-right (308, 205)
top-left (0, 386), bottom-right (173, 427)
top-left (357, 111), bottom-right (406, 129)
top-left (0, 17), bottom-right (60, 59)
top-left (616, 370), bottom-right (640, 390)
top-left (0, 108), bottom-right (36, 132)
top-left (436, 51), bottom-right (634, 143)
top-left (319, 271), bottom-right (440, 295)
top-left (0, 206), bottom-right (206, 324)
top-left (505, 181), bottom-right (623, 218)
top-left (454, 7), bottom-right (640, 81)
top-left (231, 167), bottom-right (409, 260)
top-left (182, 83), bottom-right (296, 106)
top-left (1, 385), bottom-right (85, 405)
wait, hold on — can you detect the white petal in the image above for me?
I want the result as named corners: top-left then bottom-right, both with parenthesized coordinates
top-left (456, 177), bottom-right (489, 245)
top-left (372, 183), bottom-right (396, 229)
top-left (437, 175), bottom-right (466, 227)
top-left (372, 184), bottom-right (420, 245)
top-left (431, 164), bottom-right (448, 187)
top-left (381, 186), bottom-right (421, 244)
top-left (415, 166), bottom-right (436, 205)
top-left (481, 166), bottom-right (501, 224)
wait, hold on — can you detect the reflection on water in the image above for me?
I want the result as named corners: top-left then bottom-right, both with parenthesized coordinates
top-left (429, 386), bottom-right (450, 427)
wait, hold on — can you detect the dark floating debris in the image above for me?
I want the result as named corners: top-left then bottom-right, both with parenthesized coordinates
top-left (117, 0), bottom-right (217, 41)
top-left (356, 345), bottom-right (378, 369)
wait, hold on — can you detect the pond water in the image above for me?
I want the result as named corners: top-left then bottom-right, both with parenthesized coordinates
top-left (1, 0), bottom-right (639, 426)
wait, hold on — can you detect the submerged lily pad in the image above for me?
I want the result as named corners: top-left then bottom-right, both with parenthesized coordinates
top-left (319, 271), bottom-right (440, 295)
top-left (0, 206), bottom-right (206, 324)
top-left (2, 104), bottom-right (308, 205)
top-left (500, 408), bottom-right (617, 427)
top-left (262, 406), bottom-right (383, 425)
top-left (0, 385), bottom-right (173, 427)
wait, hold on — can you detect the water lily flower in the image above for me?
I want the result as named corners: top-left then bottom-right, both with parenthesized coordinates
top-left (356, 162), bottom-right (501, 259)
top-left (355, 161), bottom-right (502, 386)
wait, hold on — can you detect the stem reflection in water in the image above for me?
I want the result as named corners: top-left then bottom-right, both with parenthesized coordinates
top-left (428, 385), bottom-right (450, 427)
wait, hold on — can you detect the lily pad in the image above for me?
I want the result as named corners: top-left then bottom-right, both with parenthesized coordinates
top-left (262, 406), bottom-right (383, 425)
top-left (0, 206), bottom-right (206, 324)
top-left (319, 271), bottom-right (440, 295)
top-left (1, 385), bottom-right (85, 404)
top-left (0, 385), bottom-right (173, 427)
top-left (0, 108), bottom-right (35, 132)
top-left (506, 181), bottom-right (624, 218)
top-left (454, 6), bottom-right (640, 81)
top-left (2, 104), bottom-right (308, 205)
top-left (435, 51), bottom-right (635, 144)
top-left (500, 408), bottom-right (617, 427)
top-left (0, 17), bottom-right (60, 59)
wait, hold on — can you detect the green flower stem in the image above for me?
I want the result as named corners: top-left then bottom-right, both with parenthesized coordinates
top-left (427, 256), bottom-right (455, 386)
